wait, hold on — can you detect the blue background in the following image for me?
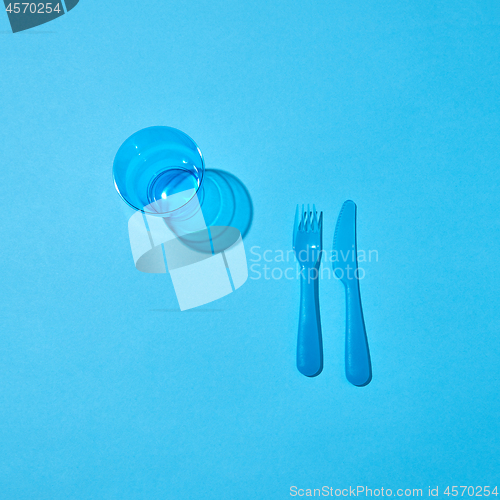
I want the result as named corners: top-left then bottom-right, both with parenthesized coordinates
top-left (1, 1), bottom-right (499, 498)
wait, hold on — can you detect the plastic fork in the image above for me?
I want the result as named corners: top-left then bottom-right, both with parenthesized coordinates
top-left (292, 204), bottom-right (324, 377)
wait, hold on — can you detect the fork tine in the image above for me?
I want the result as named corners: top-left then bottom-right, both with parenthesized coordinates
top-left (297, 204), bottom-right (324, 233)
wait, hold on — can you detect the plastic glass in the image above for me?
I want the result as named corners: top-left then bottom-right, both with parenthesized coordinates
top-left (113, 126), bottom-right (205, 217)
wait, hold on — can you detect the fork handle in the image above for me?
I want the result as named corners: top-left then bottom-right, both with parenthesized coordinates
top-left (297, 270), bottom-right (323, 377)
top-left (344, 281), bottom-right (371, 386)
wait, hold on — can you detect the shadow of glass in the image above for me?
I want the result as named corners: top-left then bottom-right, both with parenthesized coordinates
top-left (199, 169), bottom-right (253, 238)
top-left (149, 309), bottom-right (224, 313)
top-left (163, 169), bottom-right (253, 254)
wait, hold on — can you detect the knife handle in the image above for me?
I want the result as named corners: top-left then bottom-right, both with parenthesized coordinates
top-left (297, 270), bottom-right (323, 377)
top-left (345, 281), bottom-right (371, 386)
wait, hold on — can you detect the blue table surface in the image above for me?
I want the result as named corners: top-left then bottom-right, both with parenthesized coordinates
top-left (1, 1), bottom-right (499, 498)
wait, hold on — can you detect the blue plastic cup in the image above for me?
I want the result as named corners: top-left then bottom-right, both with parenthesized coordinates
top-left (113, 126), bottom-right (205, 218)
